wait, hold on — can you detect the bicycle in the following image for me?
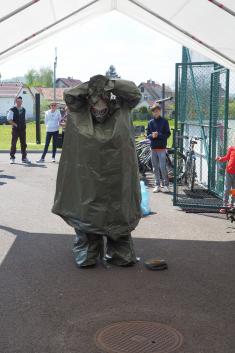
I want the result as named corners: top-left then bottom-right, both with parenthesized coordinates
top-left (135, 139), bottom-right (152, 176)
top-left (179, 136), bottom-right (203, 191)
top-left (136, 138), bottom-right (176, 182)
top-left (136, 134), bottom-right (203, 190)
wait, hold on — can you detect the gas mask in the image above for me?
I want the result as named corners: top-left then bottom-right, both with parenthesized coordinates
top-left (90, 98), bottom-right (109, 123)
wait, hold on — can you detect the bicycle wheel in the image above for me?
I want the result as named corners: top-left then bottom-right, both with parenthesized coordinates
top-left (165, 153), bottom-right (173, 182)
top-left (184, 158), bottom-right (192, 187)
top-left (190, 159), bottom-right (196, 191)
top-left (177, 152), bottom-right (187, 184)
top-left (168, 149), bottom-right (186, 184)
top-left (185, 159), bottom-right (195, 191)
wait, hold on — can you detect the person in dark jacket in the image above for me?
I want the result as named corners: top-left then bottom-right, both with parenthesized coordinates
top-left (7, 96), bottom-right (30, 164)
top-left (147, 104), bottom-right (171, 192)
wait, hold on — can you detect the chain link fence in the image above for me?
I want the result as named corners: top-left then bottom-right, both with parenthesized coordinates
top-left (174, 61), bottom-right (230, 209)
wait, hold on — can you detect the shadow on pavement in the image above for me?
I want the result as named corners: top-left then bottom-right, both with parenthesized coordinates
top-left (0, 171), bottom-right (16, 186)
top-left (10, 162), bottom-right (47, 168)
top-left (0, 225), bottom-right (234, 353)
top-left (0, 174), bottom-right (16, 179)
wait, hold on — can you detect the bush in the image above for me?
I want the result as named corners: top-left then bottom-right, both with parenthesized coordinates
top-left (138, 106), bottom-right (149, 114)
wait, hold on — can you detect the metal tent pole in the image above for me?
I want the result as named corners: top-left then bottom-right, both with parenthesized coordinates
top-left (0, 0), bottom-right (99, 57)
top-left (0, 1), bottom-right (40, 24)
top-left (208, 0), bottom-right (235, 17)
top-left (127, 0), bottom-right (235, 65)
top-left (53, 48), bottom-right (57, 101)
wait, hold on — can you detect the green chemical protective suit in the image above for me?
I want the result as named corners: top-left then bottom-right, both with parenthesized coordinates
top-left (52, 75), bottom-right (142, 267)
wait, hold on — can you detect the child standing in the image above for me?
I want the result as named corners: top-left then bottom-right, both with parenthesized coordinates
top-left (216, 145), bottom-right (235, 210)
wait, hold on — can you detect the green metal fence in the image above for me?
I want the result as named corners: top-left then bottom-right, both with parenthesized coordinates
top-left (173, 58), bottom-right (229, 209)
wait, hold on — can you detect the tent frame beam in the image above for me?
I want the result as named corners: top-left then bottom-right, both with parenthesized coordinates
top-left (208, 0), bottom-right (235, 17)
top-left (127, 0), bottom-right (235, 65)
top-left (0, 0), bottom-right (99, 57)
top-left (0, 0), bottom-right (40, 24)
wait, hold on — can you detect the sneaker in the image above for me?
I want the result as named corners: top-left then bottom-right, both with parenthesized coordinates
top-left (36, 158), bottom-right (45, 163)
top-left (219, 203), bottom-right (230, 214)
top-left (10, 158), bottom-right (15, 164)
top-left (153, 186), bottom-right (160, 193)
top-left (162, 186), bottom-right (170, 193)
top-left (52, 158), bottom-right (56, 163)
top-left (22, 158), bottom-right (31, 164)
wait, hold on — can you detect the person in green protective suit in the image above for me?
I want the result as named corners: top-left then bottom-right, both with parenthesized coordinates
top-left (52, 75), bottom-right (142, 268)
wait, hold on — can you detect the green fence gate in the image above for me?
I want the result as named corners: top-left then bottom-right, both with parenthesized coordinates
top-left (173, 61), bottom-right (229, 209)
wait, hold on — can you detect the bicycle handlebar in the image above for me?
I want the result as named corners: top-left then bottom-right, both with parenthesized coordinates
top-left (183, 136), bottom-right (204, 140)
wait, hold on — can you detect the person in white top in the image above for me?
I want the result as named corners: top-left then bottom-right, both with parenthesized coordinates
top-left (37, 102), bottom-right (62, 163)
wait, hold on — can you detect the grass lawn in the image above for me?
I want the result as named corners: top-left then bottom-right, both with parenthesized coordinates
top-left (133, 119), bottom-right (174, 147)
top-left (0, 119), bottom-right (175, 150)
top-left (0, 122), bottom-right (47, 151)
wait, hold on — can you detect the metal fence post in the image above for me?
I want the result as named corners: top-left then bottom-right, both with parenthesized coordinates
top-left (161, 83), bottom-right (165, 118)
top-left (173, 63), bottom-right (179, 206)
top-left (35, 93), bottom-right (41, 144)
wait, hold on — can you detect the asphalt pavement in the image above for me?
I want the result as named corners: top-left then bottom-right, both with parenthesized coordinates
top-left (0, 152), bottom-right (235, 353)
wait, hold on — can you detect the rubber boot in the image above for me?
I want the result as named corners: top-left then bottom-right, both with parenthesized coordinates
top-left (105, 233), bottom-right (136, 266)
top-left (73, 229), bottom-right (104, 268)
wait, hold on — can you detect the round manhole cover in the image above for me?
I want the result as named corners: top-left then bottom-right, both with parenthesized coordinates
top-left (95, 321), bottom-right (183, 353)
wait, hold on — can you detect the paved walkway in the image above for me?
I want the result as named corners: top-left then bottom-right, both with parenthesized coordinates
top-left (0, 153), bottom-right (235, 353)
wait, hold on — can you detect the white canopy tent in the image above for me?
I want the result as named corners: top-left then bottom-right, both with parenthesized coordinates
top-left (0, 0), bottom-right (235, 70)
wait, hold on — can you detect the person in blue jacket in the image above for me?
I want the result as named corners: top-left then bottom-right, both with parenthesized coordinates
top-left (147, 104), bottom-right (171, 192)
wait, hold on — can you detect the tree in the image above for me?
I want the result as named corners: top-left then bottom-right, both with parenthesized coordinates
top-left (229, 100), bottom-right (235, 119)
top-left (25, 66), bottom-right (53, 87)
top-left (40, 99), bottom-right (50, 121)
top-left (39, 67), bottom-right (53, 87)
top-left (105, 65), bottom-right (120, 79)
top-left (25, 69), bottom-right (39, 86)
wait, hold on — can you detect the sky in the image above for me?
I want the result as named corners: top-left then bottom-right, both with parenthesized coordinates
top-left (0, 11), bottom-right (182, 87)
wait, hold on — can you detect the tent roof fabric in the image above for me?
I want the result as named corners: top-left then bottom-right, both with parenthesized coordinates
top-left (0, 0), bottom-right (235, 70)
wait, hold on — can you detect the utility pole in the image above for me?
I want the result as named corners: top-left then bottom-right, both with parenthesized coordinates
top-left (161, 83), bottom-right (165, 118)
top-left (53, 47), bottom-right (57, 101)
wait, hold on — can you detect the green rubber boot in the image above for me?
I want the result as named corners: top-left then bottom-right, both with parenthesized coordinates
top-left (73, 229), bottom-right (104, 268)
top-left (105, 233), bottom-right (136, 266)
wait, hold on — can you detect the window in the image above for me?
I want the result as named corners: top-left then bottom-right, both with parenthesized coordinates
top-left (22, 90), bottom-right (27, 94)
top-left (140, 86), bottom-right (144, 93)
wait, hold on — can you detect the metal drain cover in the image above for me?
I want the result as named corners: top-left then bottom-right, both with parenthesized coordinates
top-left (95, 321), bottom-right (183, 353)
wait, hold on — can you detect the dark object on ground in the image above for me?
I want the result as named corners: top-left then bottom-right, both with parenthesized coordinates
top-left (183, 208), bottom-right (220, 213)
top-left (57, 133), bottom-right (63, 148)
top-left (226, 206), bottom-right (235, 222)
top-left (144, 258), bottom-right (168, 270)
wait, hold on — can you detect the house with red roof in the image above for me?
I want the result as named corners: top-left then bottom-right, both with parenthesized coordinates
top-left (56, 77), bottom-right (82, 88)
top-left (0, 82), bottom-right (34, 118)
top-left (33, 87), bottom-right (65, 105)
top-left (137, 80), bottom-right (174, 110)
top-left (31, 78), bottom-right (82, 106)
